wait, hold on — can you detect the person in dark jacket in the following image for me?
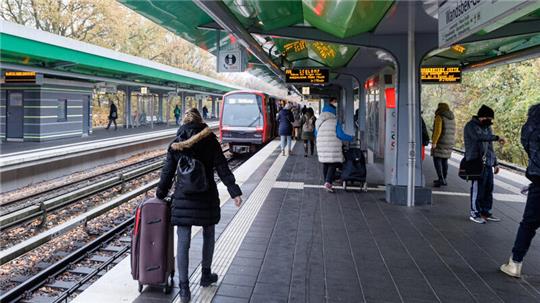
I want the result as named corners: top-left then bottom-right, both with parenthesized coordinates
top-left (431, 103), bottom-right (456, 187)
top-left (174, 104), bottom-right (181, 126)
top-left (156, 108), bottom-right (242, 303)
top-left (464, 105), bottom-right (506, 224)
top-left (421, 116), bottom-right (429, 161)
top-left (202, 106), bottom-right (208, 119)
top-left (277, 103), bottom-right (294, 156)
top-left (301, 107), bottom-right (316, 157)
top-left (500, 103), bottom-right (540, 278)
top-left (106, 102), bottom-right (118, 130)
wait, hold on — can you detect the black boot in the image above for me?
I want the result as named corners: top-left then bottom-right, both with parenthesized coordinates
top-left (200, 268), bottom-right (218, 287)
top-left (179, 282), bottom-right (191, 303)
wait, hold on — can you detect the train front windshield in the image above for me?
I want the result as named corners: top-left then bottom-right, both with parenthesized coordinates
top-left (222, 94), bottom-right (263, 127)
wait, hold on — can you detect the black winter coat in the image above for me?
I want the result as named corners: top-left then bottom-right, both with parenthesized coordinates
top-left (521, 103), bottom-right (540, 184)
top-left (277, 109), bottom-right (294, 136)
top-left (109, 103), bottom-right (118, 120)
top-left (156, 123), bottom-right (242, 226)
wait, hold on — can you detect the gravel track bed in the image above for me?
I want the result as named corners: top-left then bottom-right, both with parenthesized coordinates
top-left (0, 189), bottom-right (148, 294)
top-left (0, 149), bottom-right (165, 208)
top-left (0, 171), bottom-right (160, 250)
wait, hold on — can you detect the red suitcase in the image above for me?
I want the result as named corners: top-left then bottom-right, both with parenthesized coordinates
top-left (131, 197), bottom-right (174, 293)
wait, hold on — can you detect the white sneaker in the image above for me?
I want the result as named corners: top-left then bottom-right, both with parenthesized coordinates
top-left (500, 257), bottom-right (522, 278)
top-left (484, 215), bottom-right (501, 222)
top-left (469, 216), bottom-right (486, 224)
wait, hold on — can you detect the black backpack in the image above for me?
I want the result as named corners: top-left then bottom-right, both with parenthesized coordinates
top-left (176, 151), bottom-right (208, 194)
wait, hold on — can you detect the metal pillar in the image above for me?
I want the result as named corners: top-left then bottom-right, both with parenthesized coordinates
top-left (383, 37), bottom-right (431, 205)
top-left (150, 94), bottom-right (154, 129)
top-left (198, 98), bottom-right (203, 112)
top-left (166, 94), bottom-right (171, 126)
top-left (181, 91), bottom-right (186, 115)
top-left (333, 77), bottom-right (355, 135)
top-left (158, 94), bottom-right (163, 123)
top-left (406, 1), bottom-right (417, 207)
top-left (211, 97), bottom-right (216, 118)
top-left (124, 87), bottom-right (132, 128)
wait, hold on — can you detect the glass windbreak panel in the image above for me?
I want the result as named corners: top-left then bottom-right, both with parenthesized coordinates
top-left (222, 94), bottom-right (263, 127)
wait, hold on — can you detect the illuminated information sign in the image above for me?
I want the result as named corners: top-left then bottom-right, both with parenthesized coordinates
top-left (5, 71), bottom-right (37, 83)
top-left (421, 67), bottom-right (461, 84)
top-left (285, 68), bottom-right (329, 84)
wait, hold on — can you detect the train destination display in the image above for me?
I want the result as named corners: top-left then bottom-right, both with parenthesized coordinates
top-left (421, 66), bottom-right (462, 84)
top-left (4, 71), bottom-right (37, 83)
top-left (285, 68), bottom-right (329, 84)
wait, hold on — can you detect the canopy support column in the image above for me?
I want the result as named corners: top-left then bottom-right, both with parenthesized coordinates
top-left (406, 1), bottom-right (417, 207)
top-left (211, 97), bottom-right (216, 119)
top-left (124, 87), bottom-right (132, 129)
top-left (158, 93), bottom-right (163, 124)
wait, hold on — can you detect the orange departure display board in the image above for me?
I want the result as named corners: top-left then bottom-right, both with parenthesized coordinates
top-left (285, 68), bottom-right (329, 84)
top-left (421, 66), bottom-right (461, 84)
top-left (5, 71), bottom-right (37, 83)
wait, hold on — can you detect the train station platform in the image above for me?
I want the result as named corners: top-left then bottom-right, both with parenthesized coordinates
top-left (0, 119), bottom-right (218, 156)
top-left (73, 140), bottom-right (539, 303)
top-left (0, 120), bottom-right (218, 193)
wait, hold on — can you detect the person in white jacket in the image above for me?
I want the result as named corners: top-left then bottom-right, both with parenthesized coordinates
top-left (315, 97), bottom-right (354, 192)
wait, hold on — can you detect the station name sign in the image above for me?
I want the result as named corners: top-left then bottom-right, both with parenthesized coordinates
top-left (4, 71), bottom-right (37, 83)
top-left (438, 0), bottom-right (540, 47)
top-left (285, 68), bottom-right (328, 84)
top-left (421, 66), bottom-right (462, 84)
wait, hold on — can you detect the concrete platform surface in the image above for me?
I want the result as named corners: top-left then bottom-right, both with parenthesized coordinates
top-left (73, 141), bottom-right (539, 303)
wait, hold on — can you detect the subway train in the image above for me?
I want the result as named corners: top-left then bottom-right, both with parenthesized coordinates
top-left (219, 90), bottom-right (281, 154)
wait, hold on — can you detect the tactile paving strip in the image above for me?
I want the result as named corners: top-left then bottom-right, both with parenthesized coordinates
top-left (180, 143), bottom-right (293, 303)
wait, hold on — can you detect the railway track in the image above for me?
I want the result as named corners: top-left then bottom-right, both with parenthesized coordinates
top-left (0, 158), bottom-right (164, 233)
top-left (0, 147), bottom-right (242, 303)
top-left (0, 152), bottom-right (166, 211)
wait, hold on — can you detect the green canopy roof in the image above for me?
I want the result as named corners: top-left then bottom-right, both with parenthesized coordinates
top-left (119, 0), bottom-right (540, 83)
top-left (0, 21), bottom-right (242, 94)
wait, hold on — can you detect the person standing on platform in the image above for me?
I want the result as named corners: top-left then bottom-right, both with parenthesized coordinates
top-left (464, 104), bottom-right (506, 224)
top-left (106, 101), bottom-right (118, 130)
top-left (156, 108), bottom-right (242, 303)
top-left (202, 106), bottom-right (208, 119)
top-left (174, 104), bottom-right (181, 126)
top-left (431, 103), bottom-right (456, 187)
top-left (316, 97), bottom-right (354, 193)
top-left (277, 103), bottom-right (294, 156)
top-left (301, 107), bottom-right (316, 157)
top-left (292, 104), bottom-right (302, 140)
top-left (421, 115), bottom-right (430, 161)
top-left (500, 103), bottom-right (540, 278)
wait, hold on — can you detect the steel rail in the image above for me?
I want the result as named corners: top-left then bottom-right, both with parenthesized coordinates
top-left (0, 161), bottom-right (163, 231)
top-left (0, 155), bottom-right (165, 208)
top-left (0, 218), bottom-right (133, 303)
top-left (0, 181), bottom-right (157, 265)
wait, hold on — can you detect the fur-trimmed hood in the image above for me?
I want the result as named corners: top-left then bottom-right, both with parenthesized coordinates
top-left (171, 125), bottom-right (212, 151)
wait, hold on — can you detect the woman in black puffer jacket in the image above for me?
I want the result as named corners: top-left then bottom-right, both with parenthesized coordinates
top-left (156, 108), bottom-right (242, 303)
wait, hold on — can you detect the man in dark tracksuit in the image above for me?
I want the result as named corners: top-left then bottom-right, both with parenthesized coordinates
top-left (500, 103), bottom-right (540, 278)
top-left (464, 105), bottom-right (506, 224)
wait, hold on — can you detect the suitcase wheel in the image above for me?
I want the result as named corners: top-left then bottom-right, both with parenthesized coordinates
top-left (163, 285), bottom-right (171, 294)
top-left (138, 283), bottom-right (143, 293)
